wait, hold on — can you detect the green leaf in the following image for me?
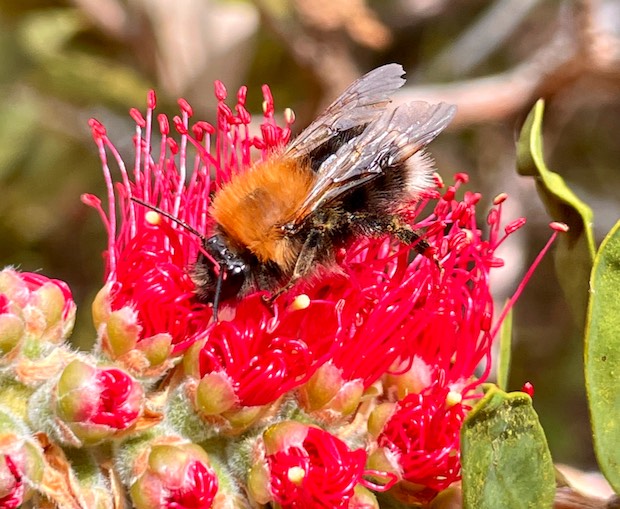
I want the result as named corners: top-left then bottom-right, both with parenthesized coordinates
top-left (496, 304), bottom-right (513, 391)
top-left (585, 219), bottom-right (620, 492)
top-left (516, 100), bottom-right (596, 329)
top-left (461, 386), bottom-right (555, 509)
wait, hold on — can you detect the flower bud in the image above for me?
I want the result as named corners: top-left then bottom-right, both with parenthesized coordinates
top-left (0, 268), bottom-right (76, 353)
top-left (54, 359), bottom-right (144, 445)
top-left (0, 411), bottom-right (45, 507)
top-left (383, 357), bottom-right (433, 401)
top-left (195, 372), bottom-right (237, 415)
top-left (91, 283), bottom-right (112, 332)
top-left (250, 421), bottom-right (370, 508)
top-left (95, 285), bottom-right (173, 376)
top-left (102, 308), bottom-right (141, 357)
top-left (129, 441), bottom-right (218, 509)
top-left (0, 314), bottom-right (24, 357)
top-left (298, 362), bottom-right (364, 419)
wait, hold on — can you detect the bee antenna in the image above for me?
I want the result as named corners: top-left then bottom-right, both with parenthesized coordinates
top-left (130, 197), bottom-right (206, 241)
top-left (212, 269), bottom-right (224, 322)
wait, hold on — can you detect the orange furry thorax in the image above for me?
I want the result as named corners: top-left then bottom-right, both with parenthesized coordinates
top-left (210, 155), bottom-right (316, 271)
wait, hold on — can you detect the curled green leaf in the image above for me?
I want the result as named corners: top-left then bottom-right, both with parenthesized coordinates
top-left (516, 100), bottom-right (595, 329)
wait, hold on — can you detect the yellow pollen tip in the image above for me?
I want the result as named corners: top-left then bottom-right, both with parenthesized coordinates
top-left (262, 100), bottom-right (269, 114)
top-left (145, 211), bottom-right (161, 225)
top-left (287, 466), bottom-right (306, 485)
top-left (493, 192), bottom-right (508, 205)
top-left (289, 294), bottom-right (311, 311)
top-left (446, 391), bottom-right (462, 408)
top-left (284, 107), bottom-right (296, 124)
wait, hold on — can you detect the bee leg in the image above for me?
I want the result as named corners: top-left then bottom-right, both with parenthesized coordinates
top-left (265, 230), bottom-right (323, 305)
top-left (350, 211), bottom-right (436, 261)
top-left (386, 216), bottom-right (441, 267)
top-left (387, 218), bottom-right (431, 256)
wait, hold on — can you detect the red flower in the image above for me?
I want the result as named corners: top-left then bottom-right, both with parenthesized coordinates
top-left (289, 176), bottom-right (523, 419)
top-left (0, 427), bottom-right (44, 509)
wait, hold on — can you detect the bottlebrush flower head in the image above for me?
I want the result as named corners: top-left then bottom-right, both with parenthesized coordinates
top-left (84, 79), bottom-right (563, 503)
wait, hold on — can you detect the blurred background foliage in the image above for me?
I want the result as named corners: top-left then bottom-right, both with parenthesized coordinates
top-left (0, 0), bottom-right (618, 475)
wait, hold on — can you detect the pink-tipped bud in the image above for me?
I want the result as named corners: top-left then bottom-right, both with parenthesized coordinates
top-left (0, 414), bottom-right (45, 508)
top-left (54, 359), bottom-right (144, 445)
top-left (0, 269), bottom-right (76, 348)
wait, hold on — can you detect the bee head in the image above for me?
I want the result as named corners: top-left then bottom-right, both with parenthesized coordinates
top-left (193, 234), bottom-right (249, 311)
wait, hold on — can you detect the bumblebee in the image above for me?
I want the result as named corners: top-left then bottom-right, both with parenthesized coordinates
top-left (184, 64), bottom-right (455, 318)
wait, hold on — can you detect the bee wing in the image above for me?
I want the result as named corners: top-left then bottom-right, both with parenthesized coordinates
top-left (289, 101), bottom-right (457, 227)
top-left (283, 64), bottom-right (406, 158)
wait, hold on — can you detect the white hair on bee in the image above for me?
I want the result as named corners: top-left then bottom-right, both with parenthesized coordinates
top-left (404, 150), bottom-right (437, 195)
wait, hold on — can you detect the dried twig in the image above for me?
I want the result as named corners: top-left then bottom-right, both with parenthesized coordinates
top-left (395, 0), bottom-right (620, 125)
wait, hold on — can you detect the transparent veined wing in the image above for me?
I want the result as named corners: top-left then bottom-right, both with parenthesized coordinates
top-left (288, 101), bottom-right (457, 228)
top-left (284, 64), bottom-right (407, 159)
